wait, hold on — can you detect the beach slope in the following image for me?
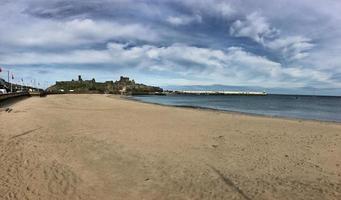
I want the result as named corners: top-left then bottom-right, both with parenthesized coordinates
top-left (0, 94), bottom-right (340, 199)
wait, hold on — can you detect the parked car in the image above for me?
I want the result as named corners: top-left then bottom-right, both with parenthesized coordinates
top-left (0, 89), bottom-right (7, 94)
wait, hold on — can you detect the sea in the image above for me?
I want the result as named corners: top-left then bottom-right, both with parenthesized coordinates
top-left (131, 94), bottom-right (341, 122)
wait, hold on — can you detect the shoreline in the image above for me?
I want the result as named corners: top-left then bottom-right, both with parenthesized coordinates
top-left (122, 95), bottom-right (341, 124)
top-left (2, 93), bottom-right (339, 124)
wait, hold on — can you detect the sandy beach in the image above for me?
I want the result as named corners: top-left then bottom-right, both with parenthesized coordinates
top-left (0, 94), bottom-right (340, 200)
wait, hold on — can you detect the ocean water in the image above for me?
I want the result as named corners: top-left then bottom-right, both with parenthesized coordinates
top-left (131, 94), bottom-right (341, 122)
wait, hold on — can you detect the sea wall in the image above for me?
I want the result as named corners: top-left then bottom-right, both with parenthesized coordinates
top-left (0, 92), bottom-right (30, 102)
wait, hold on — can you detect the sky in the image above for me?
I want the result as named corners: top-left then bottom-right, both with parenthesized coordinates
top-left (0, 0), bottom-right (340, 95)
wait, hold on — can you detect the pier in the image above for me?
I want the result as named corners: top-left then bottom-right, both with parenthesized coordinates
top-left (172, 90), bottom-right (267, 96)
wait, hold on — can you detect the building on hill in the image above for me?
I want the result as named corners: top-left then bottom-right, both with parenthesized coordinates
top-left (119, 76), bottom-right (129, 82)
top-left (47, 76), bottom-right (163, 95)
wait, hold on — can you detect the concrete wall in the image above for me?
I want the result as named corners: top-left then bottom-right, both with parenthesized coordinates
top-left (0, 92), bottom-right (30, 102)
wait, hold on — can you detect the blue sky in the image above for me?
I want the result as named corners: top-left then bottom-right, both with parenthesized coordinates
top-left (0, 0), bottom-right (340, 94)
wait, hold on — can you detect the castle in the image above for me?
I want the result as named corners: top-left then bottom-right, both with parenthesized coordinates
top-left (47, 75), bottom-right (163, 95)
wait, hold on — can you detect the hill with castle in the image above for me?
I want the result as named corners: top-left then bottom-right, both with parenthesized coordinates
top-left (47, 75), bottom-right (163, 95)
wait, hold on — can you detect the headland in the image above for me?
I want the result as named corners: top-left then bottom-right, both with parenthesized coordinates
top-left (46, 75), bottom-right (163, 95)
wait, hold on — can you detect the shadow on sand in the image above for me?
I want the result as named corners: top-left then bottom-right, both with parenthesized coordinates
top-left (0, 96), bottom-right (30, 108)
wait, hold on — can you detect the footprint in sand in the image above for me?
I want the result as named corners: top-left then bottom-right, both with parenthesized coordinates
top-left (45, 161), bottom-right (79, 197)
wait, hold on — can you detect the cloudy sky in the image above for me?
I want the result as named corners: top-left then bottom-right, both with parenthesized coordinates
top-left (0, 0), bottom-right (340, 94)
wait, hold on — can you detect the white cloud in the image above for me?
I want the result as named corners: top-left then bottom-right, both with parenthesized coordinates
top-left (0, 50), bottom-right (112, 64)
top-left (217, 2), bottom-right (235, 17)
top-left (230, 12), bottom-right (315, 62)
top-left (0, 19), bottom-right (159, 48)
top-left (0, 42), bottom-right (331, 87)
top-left (230, 12), bottom-right (278, 44)
top-left (282, 67), bottom-right (329, 82)
top-left (166, 15), bottom-right (202, 26)
top-left (266, 36), bottom-right (314, 61)
top-left (180, 0), bottom-right (235, 19)
top-left (205, 1), bottom-right (235, 18)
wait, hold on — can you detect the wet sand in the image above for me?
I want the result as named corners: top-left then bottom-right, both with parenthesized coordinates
top-left (0, 94), bottom-right (340, 200)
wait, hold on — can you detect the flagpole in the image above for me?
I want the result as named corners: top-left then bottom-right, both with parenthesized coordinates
top-left (8, 71), bottom-right (13, 93)
top-left (10, 82), bottom-right (12, 93)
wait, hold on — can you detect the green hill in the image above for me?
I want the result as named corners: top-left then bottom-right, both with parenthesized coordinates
top-left (47, 76), bottom-right (163, 95)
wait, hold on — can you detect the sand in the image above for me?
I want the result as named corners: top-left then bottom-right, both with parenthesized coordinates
top-left (0, 94), bottom-right (340, 200)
